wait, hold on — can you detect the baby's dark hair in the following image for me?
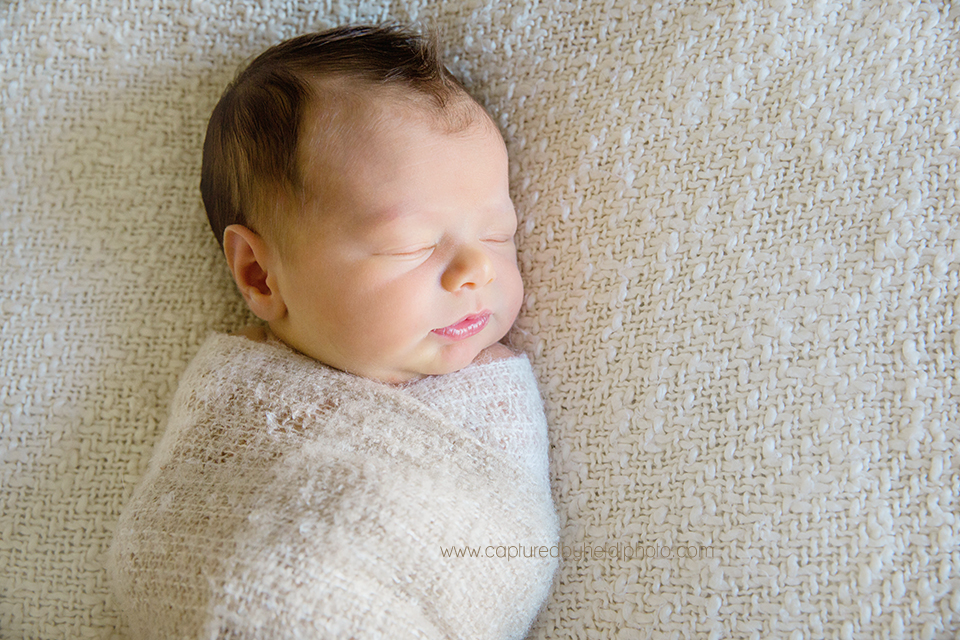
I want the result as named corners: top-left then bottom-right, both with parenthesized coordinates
top-left (200, 24), bottom-right (470, 248)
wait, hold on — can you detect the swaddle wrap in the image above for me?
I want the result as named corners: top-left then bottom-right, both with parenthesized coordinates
top-left (109, 333), bottom-right (558, 640)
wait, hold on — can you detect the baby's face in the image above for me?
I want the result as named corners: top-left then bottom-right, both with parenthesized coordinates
top-left (267, 99), bottom-right (523, 383)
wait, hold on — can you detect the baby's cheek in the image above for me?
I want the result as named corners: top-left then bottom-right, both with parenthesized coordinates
top-left (506, 266), bottom-right (525, 321)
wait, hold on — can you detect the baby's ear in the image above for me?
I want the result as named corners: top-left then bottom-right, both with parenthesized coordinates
top-left (222, 224), bottom-right (286, 322)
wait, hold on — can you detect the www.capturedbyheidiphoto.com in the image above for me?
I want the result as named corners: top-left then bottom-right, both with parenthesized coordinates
top-left (441, 542), bottom-right (716, 561)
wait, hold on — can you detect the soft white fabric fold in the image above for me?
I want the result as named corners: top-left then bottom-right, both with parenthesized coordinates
top-left (110, 333), bottom-right (558, 640)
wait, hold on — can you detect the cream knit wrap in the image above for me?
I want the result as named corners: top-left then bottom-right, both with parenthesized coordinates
top-left (109, 333), bottom-right (558, 639)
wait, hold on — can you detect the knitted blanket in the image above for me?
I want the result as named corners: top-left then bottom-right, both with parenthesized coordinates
top-left (4, 1), bottom-right (960, 639)
top-left (109, 333), bottom-right (557, 640)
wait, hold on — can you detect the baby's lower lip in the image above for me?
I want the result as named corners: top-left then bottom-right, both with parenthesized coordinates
top-left (432, 312), bottom-right (491, 340)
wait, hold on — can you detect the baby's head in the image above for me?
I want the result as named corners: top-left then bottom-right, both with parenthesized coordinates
top-left (201, 25), bottom-right (523, 383)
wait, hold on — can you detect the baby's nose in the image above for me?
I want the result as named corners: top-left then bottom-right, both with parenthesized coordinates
top-left (441, 245), bottom-right (495, 291)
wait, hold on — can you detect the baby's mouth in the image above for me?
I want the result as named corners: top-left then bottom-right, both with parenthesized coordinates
top-left (432, 312), bottom-right (491, 340)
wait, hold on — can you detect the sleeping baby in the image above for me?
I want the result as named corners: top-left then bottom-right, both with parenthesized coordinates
top-left (109, 25), bottom-right (558, 640)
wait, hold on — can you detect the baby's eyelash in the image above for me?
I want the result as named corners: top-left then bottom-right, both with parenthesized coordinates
top-left (388, 245), bottom-right (435, 257)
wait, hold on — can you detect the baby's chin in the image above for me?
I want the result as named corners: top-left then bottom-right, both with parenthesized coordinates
top-left (352, 355), bottom-right (476, 385)
top-left (396, 339), bottom-right (500, 382)
top-left (332, 335), bottom-right (508, 384)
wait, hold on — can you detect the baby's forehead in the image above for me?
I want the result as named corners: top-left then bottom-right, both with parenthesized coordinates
top-left (296, 83), bottom-right (496, 188)
top-left (287, 90), bottom-right (509, 234)
top-left (301, 79), bottom-right (488, 141)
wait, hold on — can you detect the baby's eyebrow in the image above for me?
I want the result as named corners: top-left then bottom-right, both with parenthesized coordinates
top-left (362, 206), bottom-right (415, 229)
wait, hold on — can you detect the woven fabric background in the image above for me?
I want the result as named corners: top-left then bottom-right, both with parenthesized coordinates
top-left (3, 0), bottom-right (960, 638)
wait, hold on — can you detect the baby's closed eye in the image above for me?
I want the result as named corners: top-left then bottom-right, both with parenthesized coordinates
top-left (483, 235), bottom-right (515, 244)
top-left (374, 243), bottom-right (437, 261)
top-left (389, 245), bottom-right (435, 257)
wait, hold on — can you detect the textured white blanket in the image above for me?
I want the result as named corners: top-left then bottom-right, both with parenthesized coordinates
top-left (3, 1), bottom-right (960, 638)
top-left (109, 333), bottom-right (557, 639)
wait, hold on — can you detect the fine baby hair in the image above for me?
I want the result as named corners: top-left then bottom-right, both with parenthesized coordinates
top-left (200, 24), bottom-right (473, 248)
